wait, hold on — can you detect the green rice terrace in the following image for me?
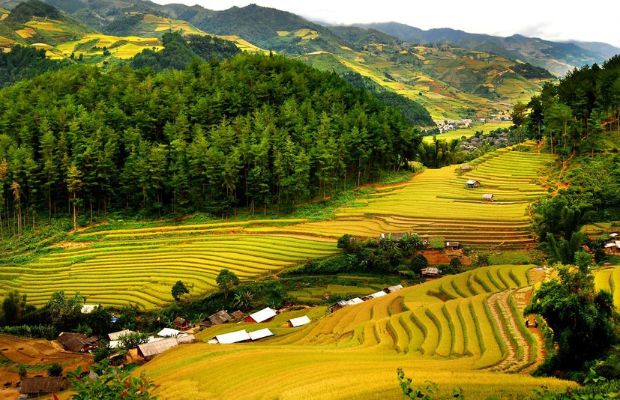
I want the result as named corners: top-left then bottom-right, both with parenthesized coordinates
top-left (0, 144), bottom-right (555, 309)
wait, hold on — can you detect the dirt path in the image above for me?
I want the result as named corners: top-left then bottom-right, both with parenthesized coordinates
top-left (0, 335), bottom-right (93, 400)
top-left (513, 287), bottom-right (547, 374)
top-left (487, 290), bottom-right (532, 373)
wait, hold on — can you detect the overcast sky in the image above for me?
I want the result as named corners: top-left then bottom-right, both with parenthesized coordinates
top-left (152, 0), bottom-right (620, 47)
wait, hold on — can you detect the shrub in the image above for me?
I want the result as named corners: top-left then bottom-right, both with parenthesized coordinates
top-left (48, 363), bottom-right (63, 377)
top-left (410, 254), bottom-right (428, 274)
top-left (69, 364), bottom-right (156, 400)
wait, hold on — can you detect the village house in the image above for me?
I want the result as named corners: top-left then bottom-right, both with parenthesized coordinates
top-left (421, 267), bottom-right (442, 278)
top-left (212, 330), bottom-right (251, 344)
top-left (245, 307), bottom-right (277, 323)
top-left (460, 165), bottom-right (473, 172)
top-left (176, 334), bottom-right (196, 344)
top-left (173, 316), bottom-right (190, 331)
top-left (482, 193), bottom-right (495, 201)
top-left (108, 329), bottom-right (134, 341)
top-left (157, 328), bottom-right (181, 337)
top-left (138, 338), bottom-right (178, 360)
top-left (288, 315), bottom-right (311, 328)
top-left (57, 332), bottom-right (98, 353)
top-left (20, 377), bottom-right (67, 398)
top-left (466, 179), bottom-right (481, 188)
top-left (445, 241), bottom-right (461, 250)
top-left (208, 310), bottom-right (233, 325)
top-left (363, 291), bottom-right (387, 301)
top-left (604, 241), bottom-right (620, 255)
top-left (248, 328), bottom-right (274, 341)
top-left (385, 284), bottom-right (403, 293)
top-left (231, 310), bottom-right (245, 321)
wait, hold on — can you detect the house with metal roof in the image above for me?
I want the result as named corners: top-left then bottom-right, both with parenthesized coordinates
top-left (138, 338), bottom-right (178, 359)
top-left (289, 315), bottom-right (311, 327)
top-left (248, 328), bottom-right (274, 341)
top-left (245, 307), bottom-right (277, 323)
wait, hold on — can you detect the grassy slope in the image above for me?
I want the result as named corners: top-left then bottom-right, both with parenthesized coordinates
top-left (138, 265), bottom-right (575, 400)
top-left (0, 144), bottom-right (555, 309)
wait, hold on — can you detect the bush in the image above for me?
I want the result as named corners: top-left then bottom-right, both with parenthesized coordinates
top-left (69, 364), bottom-right (156, 400)
top-left (0, 324), bottom-right (56, 339)
top-left (409, 254), bottom-right (428, 274)
top-left (48, 363), bottom-right (63, 377)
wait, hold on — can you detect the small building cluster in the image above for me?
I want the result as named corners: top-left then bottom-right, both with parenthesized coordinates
top-left (330, 284), bottom-right (403, 313)
top-left (206, 307), bottom-right (314, 344)
top-left (604, 233), bottom-right (620, 255)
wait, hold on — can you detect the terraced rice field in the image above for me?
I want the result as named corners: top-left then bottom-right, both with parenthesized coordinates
top-left (0, 234), bottom-right (337, 309)
top-left (594, 266), bottom-right (620, 309)
top-left (0, 146), bottom-right (554, 307)
top-left (253, 145), bottom-right (554, 248)
top-left (140, 265), bottom-right (573, 399)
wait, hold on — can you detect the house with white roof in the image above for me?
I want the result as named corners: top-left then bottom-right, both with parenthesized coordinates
top-left (214, 330), bottom-right (251, 344)
top-left (248, 328), bottom-right (274, 341)
top-left (289, 315), bottom-right (311, 327)
top-left (245, 307), bottom-right (277, 323)
top-left (157, 328), bottom-right (181, 337)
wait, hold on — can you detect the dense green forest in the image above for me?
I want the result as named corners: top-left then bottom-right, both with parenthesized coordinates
top-left (0, 45), bottom-right (67, 87)
top-left (521, 56), bottom-right (620, 263)
top-left (514, 55), bottom-right (620, 155)
top-left (131, 32), bottom-right (240, 71)
top-left (0, 53), bottom-right (420, 234)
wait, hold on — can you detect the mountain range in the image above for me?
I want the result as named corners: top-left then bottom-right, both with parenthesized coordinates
top-left (0, 0), bottom-right (618, 121)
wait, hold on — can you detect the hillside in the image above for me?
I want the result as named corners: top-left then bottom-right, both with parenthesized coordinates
top-left (0, 0), bottom-right (90, 47)
top-left (137, 265), bottom-right (578, 399)
top-left (0, 144), bottom-right (555, 308)
top-left (356, 22), bottom-right (619, 76)
top-left (0, 0), bottom-right (552, 120)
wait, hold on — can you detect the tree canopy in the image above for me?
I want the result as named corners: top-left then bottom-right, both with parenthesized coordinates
top-left (0, 53), bottom-right (421, 235)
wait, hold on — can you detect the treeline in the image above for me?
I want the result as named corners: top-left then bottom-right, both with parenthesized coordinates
top-left (0, 45), bottom-right (68, 87)
top-left (131, 32), bottom-right (240, 71)
top-left (0, 53), bottom-right (420, 234)
top-left (513, 55), bottom-right (620, 155)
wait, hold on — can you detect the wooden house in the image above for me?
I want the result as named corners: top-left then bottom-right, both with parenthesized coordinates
top-left (208, 310), bottom-right (233, 325)
top-left (138, 338), bottom-right (178, 360)
top-left (57, 332), bottom-right (98, 353)
top-left (20, 377), bottom-right (67, 398)
top-left (173, 316), bottom-right (190, 330)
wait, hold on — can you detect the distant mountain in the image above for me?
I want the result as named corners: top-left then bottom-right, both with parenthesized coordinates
top-left (355, 22), bottom-right (620, 76)
top-left (0, 0), bottom-right (90, 46)
top-left (0, 0), bottom-right (557, 120)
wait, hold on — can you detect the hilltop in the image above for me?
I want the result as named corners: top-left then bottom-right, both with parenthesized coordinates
top-left (0, 0), bottom-right (557, 120)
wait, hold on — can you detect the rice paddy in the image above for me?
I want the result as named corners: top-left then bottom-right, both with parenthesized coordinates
top-left (139, 265), bottom-right (574, 399)
top-left (0, 145), bottom-right (554, 308)
top-left (593, 266), bottom-right (620, 309)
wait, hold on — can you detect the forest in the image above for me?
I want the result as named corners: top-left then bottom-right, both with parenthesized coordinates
top-left (0, 52), bottom-right (420, 235)
top-left (518, 56), bottom-right (620, 263)
top-left (513, 55), bottom-right (620, 156)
